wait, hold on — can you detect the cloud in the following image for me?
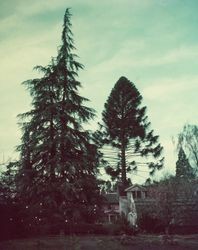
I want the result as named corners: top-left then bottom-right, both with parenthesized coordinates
top-left (141, 46), bottom-right (198, 67)
top-left (143, 75), bottom-right (198, 100)
top-left (87, 44), bottom-right (198, 77)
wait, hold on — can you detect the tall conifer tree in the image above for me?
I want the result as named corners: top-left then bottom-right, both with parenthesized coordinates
top-left (17, 9), bottom-right (101, 226)
top-left (98, 76), bottom-right (163, 188)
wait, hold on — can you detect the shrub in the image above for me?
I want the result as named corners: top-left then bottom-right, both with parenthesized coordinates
top-left (138, 213), bottom-right (164, 233)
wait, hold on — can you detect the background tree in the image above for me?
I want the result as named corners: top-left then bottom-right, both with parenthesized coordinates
top-left (0, 161), bottom-right (17, 202)
top-left (0, 161), bottom-right (22, 240)
top-left (176, 147), bottom-right (195, 179)
top-left (177, 124), bottom-right (198, 175)
top-left (98, 76), bottom-right (163, 189)
top-left (16, 8), bottom-right (101, 229)
top-left (149, 174), bottom-right (198, 233)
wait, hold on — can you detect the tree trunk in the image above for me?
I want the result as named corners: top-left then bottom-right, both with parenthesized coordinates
top-left (121, 135), bottom-right (127, 187)
top-left (50, 115), bottom-right (55, 180)
top-left (49, 84), bottom-right (55, 181)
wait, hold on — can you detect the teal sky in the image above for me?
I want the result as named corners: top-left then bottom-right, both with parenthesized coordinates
top-left (0, 0), bottom-right (198, 181)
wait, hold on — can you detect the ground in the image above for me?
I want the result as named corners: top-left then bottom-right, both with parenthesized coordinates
top-left (1, 234), bottom-right (198, 250)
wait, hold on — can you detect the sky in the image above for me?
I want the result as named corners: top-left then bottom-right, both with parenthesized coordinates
top-left (0, 0), bottom-right (198, 182)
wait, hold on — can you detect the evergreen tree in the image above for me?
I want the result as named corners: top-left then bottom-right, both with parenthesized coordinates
top-left (17, 9), bottom-right (101, 227)
top-left (98, 76), bottom-right (163, 188)
top-left (0, 161), bottom-right (18, 203)
top-left (0, 161), bottom-right (22, 240)
top-left (176, 147), bottom-right (195, 179)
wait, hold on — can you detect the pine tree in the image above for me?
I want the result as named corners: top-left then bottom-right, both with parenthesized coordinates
top-left (176, 147), bottom-right (195, 179)
top-left (0, 161), bottom-right (20, 240)
top-left (99, 76), bottom-right (163, 188)
top-left (17, 9), bottom-right (101, 226)
top-left (0, 161), bottom-right (18, 203)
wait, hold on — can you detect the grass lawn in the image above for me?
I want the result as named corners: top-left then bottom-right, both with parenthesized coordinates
top-left (1, 234), bottom-right (198, 250)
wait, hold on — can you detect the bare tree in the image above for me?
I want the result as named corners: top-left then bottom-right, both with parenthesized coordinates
top-left (177, 124), bottom-right (198, 175)
top-left (150, 175), bottom-right (197, 231)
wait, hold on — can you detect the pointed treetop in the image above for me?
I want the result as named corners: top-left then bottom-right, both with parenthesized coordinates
top-left (100, 76), bottom-right (163, 184)
top-left (176, 147), bottom-right (195, 179)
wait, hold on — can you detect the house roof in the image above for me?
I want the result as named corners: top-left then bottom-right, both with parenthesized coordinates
top-left (103, 192), bottom-right (119, 204)
top-left (125, 184), bottom-right (147, 192)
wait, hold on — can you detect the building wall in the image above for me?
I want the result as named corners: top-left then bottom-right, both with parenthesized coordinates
top-left (119, 196), bottom-right (128, 216)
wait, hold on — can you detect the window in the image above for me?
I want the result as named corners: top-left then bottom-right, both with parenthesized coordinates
top-left (132, 191), bottom-right (136, 199)
top-left (137, 191), bottom-right (141, 199)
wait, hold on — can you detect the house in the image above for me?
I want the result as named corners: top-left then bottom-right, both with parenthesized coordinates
top-left (103, 192), bottom-right (119, 223)
top-left (103, 184), bottom-right (150, 225)
top-left (102, 181), bottom-right (198, 231)
top-left (125, 184), bottom-right (156, 218)
top-left (125, 184), bottom-right (148, 199)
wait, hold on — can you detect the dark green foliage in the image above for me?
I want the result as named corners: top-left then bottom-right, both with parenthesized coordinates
top-left (0, 162), bottom-right (25, 240)
top-left (176, 148), bottom-right (195, 179)
top-left (137, 213), bottom-right (164, 233)
top-left (0, 161), bottom-right (18, 202)
top-left (100, 180), bottom-right (119, 193)
top-left (16, 8), bottom-right (102, 226)
top-left (98, 76), bottom-right (163, 186)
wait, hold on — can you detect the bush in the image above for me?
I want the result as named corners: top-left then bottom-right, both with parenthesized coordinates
top-left (138, 213), bottom-right (164, 233)
top-left (64, 223), bottom-right (123, 235)
top-left (115, 214), bottom-right (138, 235)
top-left (171, 225), bottom-right (198, 234)
top-left (0, 203), bottom-right (25, 240)
top-left (63, 222), bottom-right (135, 236)
top-left (64, 223), bottom-right (101, 235)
